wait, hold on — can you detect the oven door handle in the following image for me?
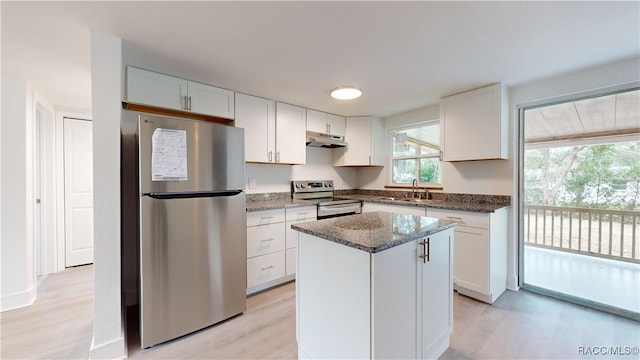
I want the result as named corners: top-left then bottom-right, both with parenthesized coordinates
top-left (320, 203), bottom-right (361, 210)
top-left (318, 203), bottom-right (362, 216)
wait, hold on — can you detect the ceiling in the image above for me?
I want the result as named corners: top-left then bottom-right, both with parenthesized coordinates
top-left (2, 1), bottom-right (639, 117)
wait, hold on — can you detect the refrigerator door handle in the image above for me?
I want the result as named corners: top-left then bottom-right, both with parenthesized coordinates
top-left (145, 190), bottom-right (243, 199)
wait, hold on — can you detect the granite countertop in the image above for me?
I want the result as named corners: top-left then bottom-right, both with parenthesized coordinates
top-left (246, 191), bottom-right (510, 213)
top-left (291, 211), bottom-right (457, 253)
top-left (335, 194), bottom-right (508, 213)
top-left (246, 198), bottom-right (317, 212)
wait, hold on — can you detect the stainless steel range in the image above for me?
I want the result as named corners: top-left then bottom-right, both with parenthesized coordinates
top-left (291, 180), bottom-right (362, 219)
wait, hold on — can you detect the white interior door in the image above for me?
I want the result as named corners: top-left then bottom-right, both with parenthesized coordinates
top-left (64, 118), bottom-right (94, 267)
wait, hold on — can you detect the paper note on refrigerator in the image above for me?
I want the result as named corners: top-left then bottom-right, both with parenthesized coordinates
top-left (151, 128), bottom-right (188, 181)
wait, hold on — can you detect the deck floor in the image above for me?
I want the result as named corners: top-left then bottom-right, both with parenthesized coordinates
top-left (524, 246), bottom-right (640, 314)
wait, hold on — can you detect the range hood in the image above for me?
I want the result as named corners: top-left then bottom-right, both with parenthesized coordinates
top-left (306, 131), bottom-right (348, 148)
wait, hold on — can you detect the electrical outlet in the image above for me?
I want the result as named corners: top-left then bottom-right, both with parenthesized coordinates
top-left (248, 177), bottom-right (257, 189)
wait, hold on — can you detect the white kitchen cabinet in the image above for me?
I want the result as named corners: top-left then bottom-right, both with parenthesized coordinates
top-left (426, 207), bottom-right (508, 303)
top-left (296, 228), bottom-right (453, 359)
top-left (306, 109), bottom-right (346, 136)
top-left (125, 66), bottom-right (234, 119)
top-left (440, 83), bottom-right (507, 161)
top-left (275, 102), bottom-right (307, 165)
top-left (246, 209), bottom-right (289, 294)
top-left (285, 206), bottom-right (317, 276)
top-left (247, 252), bottom-right (286, 289)
top-left (234, 96), bottom-right (306, 164)
top-left (246, 206), bottom-right (315, 293)
top-left (246, 223), bottom-right (285, 258)
top-left (363, 201), bottom-right (426, 216)
top-left (333, 116), bottom-right (385, 166)
top-left (234, 93), bottom-right (275, 163)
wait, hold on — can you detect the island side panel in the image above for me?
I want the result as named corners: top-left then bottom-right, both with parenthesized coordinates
top-left (371, 240), bottom-right (419, 359)
top-left (296, 232), bottom-right (371, 359)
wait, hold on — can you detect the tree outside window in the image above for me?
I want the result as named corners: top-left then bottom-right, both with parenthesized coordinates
top-left (390, 122), bottom-right (441, 185)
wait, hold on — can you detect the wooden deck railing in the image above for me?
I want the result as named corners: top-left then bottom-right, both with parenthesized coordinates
top-left (524, 205), bottom-right (640, 264)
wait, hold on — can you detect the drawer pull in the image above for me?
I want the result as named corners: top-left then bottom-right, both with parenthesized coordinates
top-left (260, 238), bottom-right (274, 243)
top-left (447, 216), bottom-right (464, 223)
top-left (419, 238), bottom-right (430, 263)
top-left (261, 216), bottom-right (274, 220)
top-left (261, 265), bottom-right (275, 271)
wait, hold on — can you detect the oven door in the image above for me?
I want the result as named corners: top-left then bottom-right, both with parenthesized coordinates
top-left (317, 202), bottom-right (362, 219)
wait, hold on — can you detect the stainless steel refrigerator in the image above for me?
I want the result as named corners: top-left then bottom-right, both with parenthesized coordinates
top-left (135, 113), bottom-right (247, 348)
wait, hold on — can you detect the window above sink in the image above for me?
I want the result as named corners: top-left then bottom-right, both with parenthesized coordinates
top-left (389, 121), bottom-right (441, 187)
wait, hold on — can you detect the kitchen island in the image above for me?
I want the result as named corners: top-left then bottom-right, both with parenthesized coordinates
top-left (291, 212), bottom-right (457, 359)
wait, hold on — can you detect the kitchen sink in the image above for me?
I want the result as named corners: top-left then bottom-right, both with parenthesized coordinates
top-left (400, 197), bottom-right (438, 203)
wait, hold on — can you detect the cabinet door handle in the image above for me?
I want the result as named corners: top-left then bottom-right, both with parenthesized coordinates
top-left (426, 238), bottom-right (430, 262)
top-left (276, 151), bottom-right (280, 163)
top-left (268, 151), bottom-right (273, 162)
top-left (327, 123), bottom-right (330, 134)
top-left (419, 238), bottom-right (430, 263)
top-left (261, 265), bottom-right (275, 271)
top-left (420, 238), bottom-right (431, 264)
top-left (182, 95), bottom-right (188, 110)
top-left (187, 95), bottom-right (192, 111)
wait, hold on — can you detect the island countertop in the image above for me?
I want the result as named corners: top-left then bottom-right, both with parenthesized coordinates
top-left (291, 211), bottom-right (457, 253)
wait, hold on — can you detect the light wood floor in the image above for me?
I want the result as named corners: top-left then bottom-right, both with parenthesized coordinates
top-left (2, 265), bottom-right (639, 359)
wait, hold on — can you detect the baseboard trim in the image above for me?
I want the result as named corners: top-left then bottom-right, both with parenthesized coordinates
top-left (1, 284), bottom-right (37, 312)
top-left (507, 275), bottom-right (519, 291)
top-left (90, 335), bottom-right (127, 360)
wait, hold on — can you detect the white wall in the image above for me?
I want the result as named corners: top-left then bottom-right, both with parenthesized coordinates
top-left (1, 76), bottom-right (36, 311)
top-left (89, 32), bottom-right (126, 359)
top-left (246, 146), bottom-right (357, 193)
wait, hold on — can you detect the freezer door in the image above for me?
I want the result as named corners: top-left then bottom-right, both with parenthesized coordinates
top-left (139, 192), bottom-right (247, 348)
top-left (138, 114), bottom-right (245, 194)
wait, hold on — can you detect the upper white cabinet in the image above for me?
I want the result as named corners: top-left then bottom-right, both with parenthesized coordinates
top-left (234, 93), bottom-right (275, 163)
top-left (333, 116), bottom-right (385, 166)
top-left (306, 109), bottom-right (346, 136)
top-left (234, 96), bottom-right (306, 164)
top-left (275, 102), bottom-right (306, 165)
top-left (440, 83), bottom-right (507, 161)
top-left (125, 66), bottom-right (235, 119)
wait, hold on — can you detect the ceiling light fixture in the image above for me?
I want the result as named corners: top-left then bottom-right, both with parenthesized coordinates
top-left (330, 86), bottom-right (362, 100)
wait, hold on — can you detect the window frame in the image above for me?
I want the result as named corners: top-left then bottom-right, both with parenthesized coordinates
top-left (387, 121), bottom-right (442, 188)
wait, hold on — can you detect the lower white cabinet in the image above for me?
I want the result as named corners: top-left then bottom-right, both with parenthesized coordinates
top-left (247, 252), bottom-right (285, 288)
top-left (285, 206), bottom-right (317, 276)
top-left (246, 206), bottom-right (316, 294)
top-left (363, 201), bottom-right (426, 216)
top-left (296, 229), bottom-right (453, 359)
top-left (426, 207), bottom-right (508, 303)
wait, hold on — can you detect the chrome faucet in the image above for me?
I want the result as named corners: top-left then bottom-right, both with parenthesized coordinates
top-left (412, 178), bottom-right (418, 198)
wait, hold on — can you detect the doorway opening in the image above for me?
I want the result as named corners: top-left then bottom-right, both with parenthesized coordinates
top-left (519, 87), bottom-right (640, 319)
